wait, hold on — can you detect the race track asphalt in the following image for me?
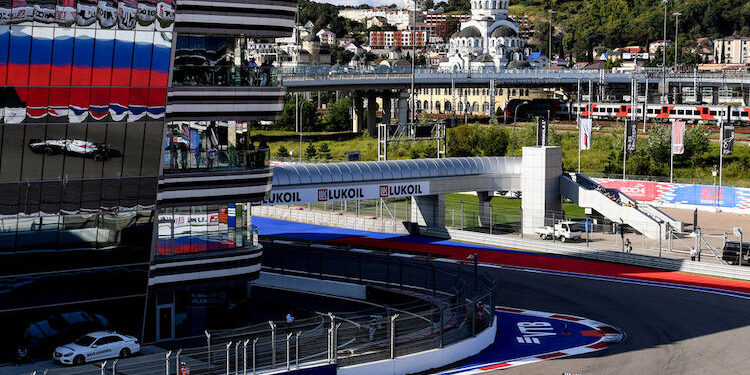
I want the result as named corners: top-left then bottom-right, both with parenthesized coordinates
top-left (487, 266), bottom-right (750, 375)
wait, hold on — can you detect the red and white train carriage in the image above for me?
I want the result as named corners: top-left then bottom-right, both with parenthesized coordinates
top-left (572, 103), bottom-right (750, 124)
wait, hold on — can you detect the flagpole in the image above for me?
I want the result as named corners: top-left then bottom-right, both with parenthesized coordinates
top-left (719, 120), bottom-right (724, 208)
top-left (623, 120), bottom-right (627, 180)
top-left (577, 79), bottom-right (581, 173)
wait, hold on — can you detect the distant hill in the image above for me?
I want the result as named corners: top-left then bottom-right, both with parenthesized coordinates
top-left (507, 0), bottom-right (750, 61)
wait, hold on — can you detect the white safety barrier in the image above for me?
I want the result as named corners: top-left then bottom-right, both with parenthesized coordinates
top-left (436, 228), bottom-right (750, 282)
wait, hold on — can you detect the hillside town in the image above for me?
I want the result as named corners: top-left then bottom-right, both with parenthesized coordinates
top-left (241, 0), bottom-right (749, 73)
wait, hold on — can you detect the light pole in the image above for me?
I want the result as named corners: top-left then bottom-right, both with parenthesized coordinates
top-left (712, 165), bottom-right (718, 209)
top-left (548, 9), bottom-right (555, 67)
top-left (410, 0), bottom-right (417, 125)
top-left (511, 101), bottom-right (529, 156)
top-left (673, 12), bottom-right (681, 68)
top-left (661, 0), bottom-right (668, 103)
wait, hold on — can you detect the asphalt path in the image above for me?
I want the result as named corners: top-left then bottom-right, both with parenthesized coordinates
top-left (486, 265), bottom-right (750, 375)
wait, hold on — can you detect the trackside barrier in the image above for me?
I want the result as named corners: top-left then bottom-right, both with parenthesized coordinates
top-left (431, 227), bottom-right (750, 281)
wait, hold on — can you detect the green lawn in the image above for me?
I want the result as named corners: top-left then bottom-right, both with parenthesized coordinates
top-left (443, 193), bottom-right (585, 229)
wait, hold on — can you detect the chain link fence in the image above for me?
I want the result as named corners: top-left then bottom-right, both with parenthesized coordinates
top-left (20, 240), bottom-right (495, 375)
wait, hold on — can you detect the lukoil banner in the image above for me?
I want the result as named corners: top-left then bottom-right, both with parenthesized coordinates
top-left (263, 182), bottom-right (430, 205)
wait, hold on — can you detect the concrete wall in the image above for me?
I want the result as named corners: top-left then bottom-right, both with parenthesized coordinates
top-left (253, 272), bottom-right (367, 300)
top-left (337, 316), bottom-right (497, 375)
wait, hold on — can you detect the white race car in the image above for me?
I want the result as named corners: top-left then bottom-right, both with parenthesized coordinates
top-left (53, 331), bottom-right (140, 366)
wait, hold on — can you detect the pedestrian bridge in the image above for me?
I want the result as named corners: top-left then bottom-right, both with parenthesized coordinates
top-left (264, 157), bottom-right (521, 205)
top-left (262, 149), bottom-right (675, 239)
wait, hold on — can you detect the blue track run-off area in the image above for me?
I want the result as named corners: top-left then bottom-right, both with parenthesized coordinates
top-left (443, 310), bottom-right (602, 374)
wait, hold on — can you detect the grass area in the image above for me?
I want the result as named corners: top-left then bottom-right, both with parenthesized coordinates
top-left (443, 193), bottom-right (585, 229)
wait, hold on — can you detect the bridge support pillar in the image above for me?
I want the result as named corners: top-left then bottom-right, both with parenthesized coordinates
top-left (367, 92), bottom-right (378, 137)
top-left (397, 91), bottom-right (409, 125)
top-left (521, 146), bottom-right (562, 236)
top-left (352, 94), bottom-right (364, 133)
top-left (477, 191), bottom-right (492, 228)
top-left (743, 87), bottom-right (750, 106)
top-left (712, 87), bottom-right (720, 105)
top-left (411, 194), bottom-right (448, 238)
top-left (382, 91), bottom-right (392, 126)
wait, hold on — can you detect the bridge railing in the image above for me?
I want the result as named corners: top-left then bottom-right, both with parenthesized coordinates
top-left (280, 66), bottom-right (750, 83)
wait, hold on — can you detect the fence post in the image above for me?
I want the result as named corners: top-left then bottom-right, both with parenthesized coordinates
top-left (175, 349), bottom-right (182, 375)
top-left (165, 351), bottom-right (172, 375)
top-left (295, 331), bottom-right (301, 369)
top-left (461, 200), bottom-right (464, 229)
top-left (226, 342), bottom-right (232, 375)
top-left (235, 341), bottom-right (240, 375)
top-left (252, 338), bottom-right (259, 374)
top-left (286, 332), bottom-right (292, 371)
top-left (243, 339), bottom-right (248, 375)
top-left (519, 207), bottom-right (523, 238)
top-left (269, 321), bottom-right (277, 367)
top-left (439, 306), bottom-right (444, 348)
top-left (552, 211), bottom-right (556, 242)
top-left (489, 205), bottom-right (493, 234)
top-left (390, 314), bottom-right (400, 359)
top-left (205, 331), bottom-right (211, 366)
top-left (100, 361), bottom-right (107, 375)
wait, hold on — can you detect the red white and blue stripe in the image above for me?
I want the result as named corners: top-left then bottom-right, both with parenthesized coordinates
top-left (0, 25), bottom-right (171, 124)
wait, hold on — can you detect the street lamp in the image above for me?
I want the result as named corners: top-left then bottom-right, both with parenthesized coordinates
top-left (673, 12), bottom-right (681, 68)
top-left (548, 9), bottom-right (555, 67)
top-left (661, 0), bottom-right (668, 103)
top-left (712, 165), bottom-right (718, 208)
top-left (511, 101), bottom-right (529, 155)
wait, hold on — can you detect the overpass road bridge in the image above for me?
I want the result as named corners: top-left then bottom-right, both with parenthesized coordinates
top-left (282, 68), bottom-right (750, 135)
top-left (282, 68), bottom-right (750, 92)
top-left (262, 149), bottom-right (675, 239)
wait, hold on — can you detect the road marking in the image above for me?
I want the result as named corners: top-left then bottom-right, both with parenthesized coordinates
top-left (442, 306), bottom-right (624, 375)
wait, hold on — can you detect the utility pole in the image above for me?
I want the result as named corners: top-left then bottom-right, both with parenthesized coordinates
top-left (548, 9), bottom-right (555, 67)
top-left (410, 0), bottom-right (417, 125)
top-left (673, 12), bottom-right (681, 68)
top-left (662, 0), bottom-right (668, 103)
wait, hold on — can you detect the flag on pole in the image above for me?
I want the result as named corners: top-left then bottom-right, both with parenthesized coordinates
top-left (672, 121), bottom-right (685, 155)
top-left (626, 119), bottom-right (637, 153)
top-left (722, 122), bottom-right (735, 155)
top-left (579, 118), bottom-right (592, 150)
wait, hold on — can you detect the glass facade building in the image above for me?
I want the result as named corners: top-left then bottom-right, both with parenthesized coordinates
top-left (0, 0), bottom-right (294, 361)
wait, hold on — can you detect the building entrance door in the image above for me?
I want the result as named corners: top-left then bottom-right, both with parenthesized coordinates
top-left (157, 304), bottom-right (174, 341)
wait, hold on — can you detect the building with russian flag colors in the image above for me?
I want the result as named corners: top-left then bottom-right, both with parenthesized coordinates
top-left (0, 0), bottom-right (295, 360)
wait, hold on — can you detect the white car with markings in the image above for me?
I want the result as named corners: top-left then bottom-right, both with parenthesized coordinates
top-left (53, 331), bottom-right (140, 365)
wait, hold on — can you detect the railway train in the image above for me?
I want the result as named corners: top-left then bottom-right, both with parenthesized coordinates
top-left (504, 99), bottom-right (571, 120)
top-left (502, 99), bottom-right (750, 124)
top-left (571, 103), bottom-right (750, 124)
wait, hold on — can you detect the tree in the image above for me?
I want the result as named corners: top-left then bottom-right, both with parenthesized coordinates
top-left (318, 142), bottom-right (332, 159)
top-left (415, 54), bottom-right (427, 66)
top-left (409, 148), bottom-right (421, 159)
top-left (305, 142), bottom-right (317, 159)
top-left (604, 58), bottom-right (622, 70)
top-left (447, 124), bottom-right (509, 157)
top-left (435, 17), bottom-right (460, 40)
top-left (322, 97), bottom-right (352, 132)
top-left (276, 145), bottom-right (290, 158)
top-left (278, 95), bottom-right (317, 131)
top-left (423, 144), bottom-right (438, 158)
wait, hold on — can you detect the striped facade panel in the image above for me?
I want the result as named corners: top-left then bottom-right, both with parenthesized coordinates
top-left (157, 169), bottom-right (273, 207)
top-left (166, 87), bottom-right (286, 122)
top-left (149, 248), bottom-right (263, 285)
top-left (175, 0), bottom-right (296, 37)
